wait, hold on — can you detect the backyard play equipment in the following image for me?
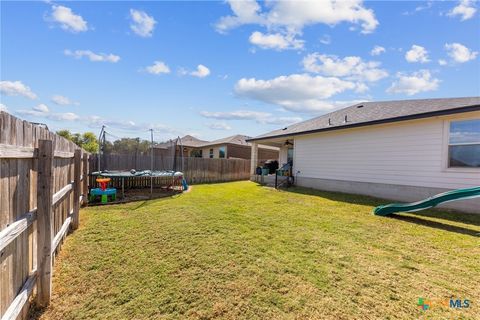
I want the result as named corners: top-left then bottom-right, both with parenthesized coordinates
top-left (90, 170), bottom-right (186, 199)
top-left (373, 186), bottom-right (480, 216)
top-left (95, 128), bottom-right (188, 200)
top-left (89, 177), bottom-right (117, 204)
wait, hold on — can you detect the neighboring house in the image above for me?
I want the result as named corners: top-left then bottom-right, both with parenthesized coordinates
top-left (156, 134), bottom-right (279, 160)
top-left (247, 97), bottom-right (480, 213)
top-left (196, 135), bottom-right (278, 161)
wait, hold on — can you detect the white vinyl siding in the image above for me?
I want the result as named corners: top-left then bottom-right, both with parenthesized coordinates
top-left (294, 114), bottom-right (480, 190)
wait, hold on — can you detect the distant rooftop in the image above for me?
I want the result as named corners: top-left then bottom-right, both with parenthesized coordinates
top-left (204, 134), bottom-right (251, 147)
top-left (179, 135), bottom-right (210, 147)
top-left (248, 97), bottom-right (480, 142)
top-left (156, 134), bottom-right (260, 148)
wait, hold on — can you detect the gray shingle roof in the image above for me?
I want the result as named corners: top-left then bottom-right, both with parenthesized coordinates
top-left (156, 134), bottom-right (255, 148)
top-left (248, 97), bottom-right (480, 142)
top-left (155, 135), bottom-right (209, 148)
top-left (202, 134), bottom-right (251, 147)
top-left (179, 135), bottom-right (210, 147)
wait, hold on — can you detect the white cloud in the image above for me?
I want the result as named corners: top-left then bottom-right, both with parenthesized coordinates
top-left (129, 9), bottom-right (156, 37)
top-left (145, 61), bottom-right (171, 75)
top-left (217, 0), bottom-right (378, 34)
top-left (0, 103), bottom-right (7, 112)
top-left (234, 74), bottom-right (361, 113)
top-left (249, 31), bottom-right (304, 50)
top-left (15, 109), bottom-right (44, 117)
top-left (49, 112), bottom-right (80, 121)
top-left (201, 110), bottom-right (271, 120)
top-left (87, 116), bottom-right (142, 130)
top-left (200, 110), bottom-right (302, 125)
top-left (438, 59), bottom-right (448, 66)
top-left (403, 1), bottom-right (433, 15)
top-left (64, 49), bottom-right (120, 63)
top-left (207, 122), bottom-right (232, 130)
top-left (370, 45), bottom-right (385, 56)
top-left (216, 0), bottom-right (378, 50)
top-left (271, 99), bottom-right (367, 113)
top-left (33, 103), bottom-right (49, 113)
top-left (191, 64), bottom-right (211, 78)
top-left (49, 5), bottom-right (88, 32)
top-left (14, 108), bottom-right (177, 135)
top-left (177, 67), bottom-right (189, 76)
top-left (86, 115), bottom-right (179, 136)
top-left (319, 34), bottom-right (331, 45)
top-left (0, 80), bottom-right (37, 99)
top-left (16, 105), bottom-right (80, 121)
top-left (387, 70), bottom-right (440, 96)
top-left (215, 0), bottom-right (264, 32)
top-left (302, 53), bottom-right (388, 83)
top-left (269, 0), bottom-right (378, 34)
top-left (51, 94), bottom-right (78, 106)
top-left (262, 116), bottom-right (303, 126)
top-left (405, 45), bottom-right (430, 63)
top-left (445, 42), bottom-right (478, 63)
top-left (447, 0), bottom-right (477, 21)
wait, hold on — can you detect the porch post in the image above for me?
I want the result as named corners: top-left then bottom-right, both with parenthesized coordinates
top-left (250, 142), bottom-right (258, 180)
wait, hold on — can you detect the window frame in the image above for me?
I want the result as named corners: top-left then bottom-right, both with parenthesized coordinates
top-left (190, 149), bottom-right (202, 158)
top-left (442, 118), bottom-right (480, 172)
top-left (209, 148), bottom-right (214, 158)
top-left (219, 146), bottom-right (226, 159)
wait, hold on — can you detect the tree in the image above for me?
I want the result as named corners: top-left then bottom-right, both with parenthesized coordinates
top-left (56, 129), bottom-right (99, 153)
top-left (57, 129), bottom-right (72, 141)
top-left (81, 132), bottom-right (99, 153)
top-left (108, 138), bottom-right (151, 154)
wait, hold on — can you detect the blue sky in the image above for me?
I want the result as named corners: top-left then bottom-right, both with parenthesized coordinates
top-left (1, 0), bottom-right (479, 142)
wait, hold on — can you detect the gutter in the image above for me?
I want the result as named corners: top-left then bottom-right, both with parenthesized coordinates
top-left (246, 104), bottom-right (480, 143)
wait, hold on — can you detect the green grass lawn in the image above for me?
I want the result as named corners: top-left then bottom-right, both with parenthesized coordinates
top-left (33, 181), bottom-right (480, 320)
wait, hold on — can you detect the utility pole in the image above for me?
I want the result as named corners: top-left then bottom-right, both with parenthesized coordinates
top-left (150, 129), bottom-right (154, 198)
top-left (97, 125), bottom-right (105, 172)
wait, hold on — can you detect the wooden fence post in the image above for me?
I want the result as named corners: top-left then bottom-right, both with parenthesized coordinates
top-left (82, 153), bottom-right (88, 206)
top-left (72, 149), bottom-right (81, 230)
top-left (36, 139), bottom-right (54, 306)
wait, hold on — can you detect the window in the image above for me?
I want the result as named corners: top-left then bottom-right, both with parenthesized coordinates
top-left (190, 150), bottom-right (202, 158)
top-left (448, 119), bottom-right (480, 168)
top-left (219, 146), bottom-right (226, 158)
top-left (209, 148), bottom-right (214, 158)
top-left (287, 147), bottom-right (294, 165)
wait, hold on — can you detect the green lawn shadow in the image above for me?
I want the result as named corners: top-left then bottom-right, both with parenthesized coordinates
top-left (276, 185), bottom-right (480, 237)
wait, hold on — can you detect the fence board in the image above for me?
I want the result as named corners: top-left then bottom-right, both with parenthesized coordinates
top-left (36, 140), bottom-right (54, 306)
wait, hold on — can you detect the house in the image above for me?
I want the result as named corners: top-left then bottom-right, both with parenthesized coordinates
top-left (247, 97), bottom-right (480, 213)
top-left (195, 134), bottom-right (278, 161)
top-left (157, 134), bottom-right (279, 161)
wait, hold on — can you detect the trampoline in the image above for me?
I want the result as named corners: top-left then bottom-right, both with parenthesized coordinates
top-left (92, 170), bottom-right (183, 178)
top-left (91, 170), bottom-right (185, 199)
top-left (92, 131), bottom-right (189, 203)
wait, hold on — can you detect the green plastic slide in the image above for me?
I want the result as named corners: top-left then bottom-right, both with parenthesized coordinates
top-left (373, 186), bottom-right (480, 216)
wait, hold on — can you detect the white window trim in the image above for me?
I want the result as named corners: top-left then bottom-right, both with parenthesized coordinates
top-left (442, 119), bottom-right (480, 173)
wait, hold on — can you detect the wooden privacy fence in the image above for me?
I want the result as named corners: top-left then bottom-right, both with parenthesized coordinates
top-left (90, 153), bottom-right (250, 186)
top-left (0, 112), bottom-right (89, 320)
top-left (181, 157), bottom-right (250, 184)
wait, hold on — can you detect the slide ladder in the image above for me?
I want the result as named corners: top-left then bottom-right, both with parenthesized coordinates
top-left (373, 186), bottom-right (480, 216)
